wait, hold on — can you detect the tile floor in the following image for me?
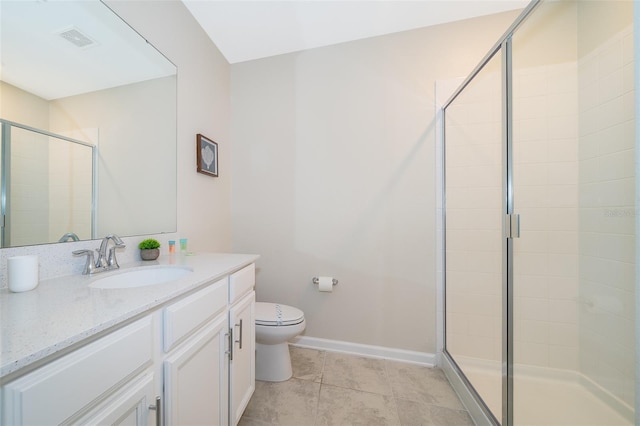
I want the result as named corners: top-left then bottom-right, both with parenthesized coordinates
top-left (239, 346), bottom-right (474, 426)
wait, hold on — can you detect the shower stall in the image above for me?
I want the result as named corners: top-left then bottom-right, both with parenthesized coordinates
top-left (0, 119), bottom-right (96, 247)
top-left (441, 0), bottom-right (636, 424)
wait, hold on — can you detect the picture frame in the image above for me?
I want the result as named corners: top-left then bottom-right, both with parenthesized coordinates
top-left (196, 134), bottom-right (218, 177)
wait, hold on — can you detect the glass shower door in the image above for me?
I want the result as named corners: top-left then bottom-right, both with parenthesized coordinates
top-left (511, 0), bottom-right (635, 424)
top-left (444, 49), bottom-right (504, 421)
top-left (444, 1), bottom-right (636, 424)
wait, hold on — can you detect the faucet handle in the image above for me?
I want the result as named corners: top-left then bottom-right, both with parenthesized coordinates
top-left (107, 243), bottom-right (126, 269)
top-left (73, 249), bottom-right (96, 275)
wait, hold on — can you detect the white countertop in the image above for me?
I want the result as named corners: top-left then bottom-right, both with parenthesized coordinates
top-left (0, 252), bottom-right (259, 380)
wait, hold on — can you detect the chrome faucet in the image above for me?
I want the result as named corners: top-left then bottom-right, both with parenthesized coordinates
top-left (73, 234), bottom-right (126, 275)
top-left (96, 234), bottom-right (125, 269)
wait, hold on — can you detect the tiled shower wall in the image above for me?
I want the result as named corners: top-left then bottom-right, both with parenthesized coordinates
top-left (578, 24), bottom-right (635, 407)
top-left (5, 127), bottom-right (92, 247)
top-left (445, 55), bottom-right (583, 373)
top-left (445, 60), bottom-right (582, 372)
top-left (512, 61), bottom-right (580, 371)
top-left (9, 129), bottom-right (50, 246)
top-left (445, 60), bottom-right (503, 365)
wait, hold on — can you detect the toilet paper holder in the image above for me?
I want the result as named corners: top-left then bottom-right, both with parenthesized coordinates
top-left (312, 277), bottom-right (338, 286)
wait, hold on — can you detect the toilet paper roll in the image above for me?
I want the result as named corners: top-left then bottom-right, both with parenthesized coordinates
top-left (8, 255), bottom-right (39, 293)
top-left (318, 276), bottom-right (333, 292)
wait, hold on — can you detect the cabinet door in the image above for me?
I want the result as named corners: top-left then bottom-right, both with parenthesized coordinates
top-left (164, 314), bottom-right (228, 426)
top-left (76, 372), bottom-right (156, 426)
top-left (229, 291), bottom-right (255, 426)
top-left (2, 317), bottom-right (153, 425)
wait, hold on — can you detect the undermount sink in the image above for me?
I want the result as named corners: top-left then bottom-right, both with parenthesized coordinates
top-left (89, 266), bottom-right (193, 289)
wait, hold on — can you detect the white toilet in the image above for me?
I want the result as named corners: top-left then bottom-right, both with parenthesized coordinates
top-left (254, 302), bottom-right (306, 382)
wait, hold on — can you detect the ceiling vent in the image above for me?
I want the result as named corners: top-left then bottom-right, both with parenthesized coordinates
top-left (57, 27), bottom-right (97, 49)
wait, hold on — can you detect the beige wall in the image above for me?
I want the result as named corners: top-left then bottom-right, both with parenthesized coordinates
top-left (230, 11), bottom-right (520, 353)
top-left (106, 0), bottom-right (232, 253)
top-left (0, 82), bottom-right (49, 129)
top-left (47, 138), bottom-right (93, 243)
top-left (49, 77), bottom-right (176, 238)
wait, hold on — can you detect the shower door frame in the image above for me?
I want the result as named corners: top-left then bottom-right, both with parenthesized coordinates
top-left (0, 119), bottom-right (98, 247)
top-left (440, 1), bottom-right (541, 425)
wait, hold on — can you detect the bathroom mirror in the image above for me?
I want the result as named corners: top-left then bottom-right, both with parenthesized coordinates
top-left (0, 0), bottom-right (177, 248)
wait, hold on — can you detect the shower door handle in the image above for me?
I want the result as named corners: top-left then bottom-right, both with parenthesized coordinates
top-left (505, 214), bottom-right (520, 239)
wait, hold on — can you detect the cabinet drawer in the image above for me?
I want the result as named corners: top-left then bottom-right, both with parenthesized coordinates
top-left (229, 263), bottom-right (255, 304)
top-left (2, 317), bottom-right (153, 426)
top-left (163, 278), bottom-right (228, 352)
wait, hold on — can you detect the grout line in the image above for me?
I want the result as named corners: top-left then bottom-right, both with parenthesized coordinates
top-left (319, 348), bottom-right (327, 383)
top-left (313, 349), bottom-right (327, 426)
top-left (383, 359), bottom-right (403, 425)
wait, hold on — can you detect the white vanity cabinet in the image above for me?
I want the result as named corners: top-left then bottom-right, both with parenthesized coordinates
top-left (1, 261), bottom-right (257, 426)
top-left (228, 263), bottom-right (256, 426)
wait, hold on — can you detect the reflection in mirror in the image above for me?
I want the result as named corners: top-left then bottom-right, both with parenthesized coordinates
top-left (0, 0), bottom-right (177, 248)
top-left (1, 120), bottom-right (94, 247)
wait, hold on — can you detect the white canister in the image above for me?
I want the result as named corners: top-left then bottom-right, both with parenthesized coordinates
top-left (7, 255), bottom-right (39, 293)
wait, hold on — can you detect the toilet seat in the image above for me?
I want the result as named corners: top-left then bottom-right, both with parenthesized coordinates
top-left (255, 302), bottom-right (304, 326)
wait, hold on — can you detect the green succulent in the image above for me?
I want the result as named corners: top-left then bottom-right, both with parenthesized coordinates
top-left (138, 238), bottom-right (161, 250)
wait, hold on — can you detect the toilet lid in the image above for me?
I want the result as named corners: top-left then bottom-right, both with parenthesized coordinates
top-left (255, 302), bottom-right (304, 326)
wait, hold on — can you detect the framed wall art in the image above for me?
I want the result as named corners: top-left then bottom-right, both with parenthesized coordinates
top-left (196, 133), bottom-right (218, 177)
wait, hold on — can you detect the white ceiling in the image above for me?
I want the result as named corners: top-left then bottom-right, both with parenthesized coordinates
top-left (182, 0), bottom-right (530, 64)
top-left (1, 1), bottom-right (528, 100)
top-left (1, 1), bottom-right (175, 101)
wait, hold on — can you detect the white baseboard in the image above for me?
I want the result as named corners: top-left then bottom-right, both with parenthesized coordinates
top-left (289, 336), bottom-right (436, 367)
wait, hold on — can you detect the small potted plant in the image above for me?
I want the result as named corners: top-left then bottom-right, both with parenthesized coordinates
top-left (138, 238), bottom-right (161, 261)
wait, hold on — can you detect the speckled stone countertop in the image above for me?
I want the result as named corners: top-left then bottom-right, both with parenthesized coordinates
top-left (0, 252), bottom-right (259, 381)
